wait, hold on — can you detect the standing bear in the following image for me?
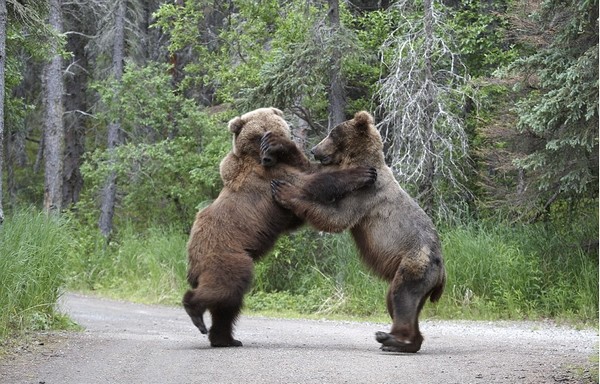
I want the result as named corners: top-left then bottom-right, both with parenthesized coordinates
top-left (271, 111), bottom-right (446, 353)
top-left (183, 107), bottom-right (377, 347)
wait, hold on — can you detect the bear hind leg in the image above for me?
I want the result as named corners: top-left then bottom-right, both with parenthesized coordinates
top-left (208, 303), bottom-right (243, 347)
top-left (376, 277), bottom-right (426, 353)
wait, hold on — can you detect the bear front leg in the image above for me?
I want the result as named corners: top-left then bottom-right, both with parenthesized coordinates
top-left (271, 167), bottom-right (378, 233)
top-left (302, 167), bottom-right (377, 203)
top-left (260, 131), bottom-right (310, 168)
top-left (271, 167), bottom-right (376, 208)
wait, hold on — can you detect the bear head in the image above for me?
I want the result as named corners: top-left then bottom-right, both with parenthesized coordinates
top-left (311, 111), bottom-right (384, 167)
top-left (227, 107), bottom-right (292, 160)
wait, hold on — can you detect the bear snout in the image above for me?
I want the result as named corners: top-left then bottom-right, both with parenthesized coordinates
top-left (261, 155), bottom-right (275, 167)
top-left (311, 146), bottom-right (329, 164)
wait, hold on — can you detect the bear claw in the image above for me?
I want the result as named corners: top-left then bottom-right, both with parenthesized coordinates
top-left (270, 180), bottom-right (296, 209)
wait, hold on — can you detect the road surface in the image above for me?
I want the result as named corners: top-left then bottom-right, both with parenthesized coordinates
top-left (1, 293), bottom-right (597, 383)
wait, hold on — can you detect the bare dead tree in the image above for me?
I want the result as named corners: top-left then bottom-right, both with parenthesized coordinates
top-left (43, 0), bottom-right (65, 214)
top-left (375, 0), bottom-right (472, 217)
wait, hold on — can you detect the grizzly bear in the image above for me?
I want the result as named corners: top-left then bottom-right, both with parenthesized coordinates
top-left (270, 111), bottom-right (446, 353)
top-left (183, 107), bottom-right (377, 347)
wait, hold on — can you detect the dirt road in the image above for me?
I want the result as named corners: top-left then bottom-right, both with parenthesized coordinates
top-left (1, 293), bottom-right (597, 383)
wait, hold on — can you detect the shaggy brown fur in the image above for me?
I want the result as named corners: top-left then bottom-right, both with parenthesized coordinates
top-left (271, 111), bottom-right (446, 353)
top-left (183, 108), bottom-right (377, 347)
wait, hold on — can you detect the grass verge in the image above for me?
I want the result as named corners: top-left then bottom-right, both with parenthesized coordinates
top-left (0, 208), bottom-right (76, 342)
top-left (63, 214), bottom-right (598, 327)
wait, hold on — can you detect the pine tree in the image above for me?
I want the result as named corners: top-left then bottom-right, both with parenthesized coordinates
top-left (511, 0), bottom-right (599, 219)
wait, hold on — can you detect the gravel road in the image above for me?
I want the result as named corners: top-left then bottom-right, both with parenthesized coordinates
top-left (1, 293), bottom-right (597, 384)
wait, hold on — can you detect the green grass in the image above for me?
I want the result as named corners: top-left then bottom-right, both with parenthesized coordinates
top-left (64, 215), bottom-right (598, 326)
top-left (0, 208), bottom-right (75, 340)
top-left (433, 222), bottom-right (598, 322)
top-left (66, 225), bottom-right (189, 305)
top-left (246, 213), bottom-right (598, 325)
top-left (2, 206), bottom-right (597, 343)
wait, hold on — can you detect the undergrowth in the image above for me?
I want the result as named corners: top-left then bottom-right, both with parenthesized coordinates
top-left (1, 205), bottom-right (597, 346)
top-left (62, 209), bottom-right (598, 326)
top-left (0, 208), bottom-right (75, 341)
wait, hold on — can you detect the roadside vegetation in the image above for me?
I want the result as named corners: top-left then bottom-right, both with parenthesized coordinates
top-left (2, 204), bottom-right (596, 344)
top-left (0, 209), bottom-right (75, 341)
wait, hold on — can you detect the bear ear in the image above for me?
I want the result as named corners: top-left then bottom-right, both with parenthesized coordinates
top-left (354, 111), bottom-right (374, 131)
top-left (270, 107), bottom-right (284, 117)
top-left (228, 117), bottom-right (245, 134)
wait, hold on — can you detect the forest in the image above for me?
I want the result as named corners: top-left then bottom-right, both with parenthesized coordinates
top-left (0, 0), bottom-right (598, 339)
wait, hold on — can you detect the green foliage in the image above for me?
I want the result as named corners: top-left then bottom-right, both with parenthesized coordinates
top-left (4, 15), bottom-right (54, 151)
top-left (154, 0), bottom-right (283, 105)
top-left (0, 209), bottom-right (74, 340)
top-left (248, 213), bottom-right (598, 323)
top-left (154, 0), bottom-right (373, 121)
top-left (437, 209), bottom-right (598, 321)
top-left (152, 2), bottom-right (208, 53)
top-left (66, 225), bottom-right (189, 305)
top-left (79, 62), bottom-right (232, 230)
top-left (92, 62), bottom-right (205, 140)
top-left (252, 229), bottom-right (388, 317)
top-left (59, 205), bottom-right (598, 325)
top-left (510, 0), bottom-right (599, 209)
top-left (448, 0), bottom-right (518, 77)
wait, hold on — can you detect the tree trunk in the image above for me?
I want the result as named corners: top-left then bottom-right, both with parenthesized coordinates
top-left (43, 0), bottom-right (65, 214)
top-left (0, 0), bottom-right (6, 223)
top-left (62, 10), bottom-right (90, 208)
top-left (327, 0), bottom-right (346, 129)
top-left (98, 0), bottom-right (125, 237)
top-left (419, 0), bottom-right (435, 216)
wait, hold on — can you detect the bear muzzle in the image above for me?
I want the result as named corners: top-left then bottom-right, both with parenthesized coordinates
top-left (311, 146), bottom-right (333, 165)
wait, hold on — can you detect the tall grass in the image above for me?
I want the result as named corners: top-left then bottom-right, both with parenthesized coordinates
top-left (248, 214), bottom-right (598, 324)
top-left (2, 206), bottom-right (593, 345)
top-left (66, 225), bottom-right (189, 304)
top-left (0, 209), bottom-right (73, 339)
top-left (63, 209), bottom-right (598, 325)
top-left (249, 230), bottom-right (388, 318)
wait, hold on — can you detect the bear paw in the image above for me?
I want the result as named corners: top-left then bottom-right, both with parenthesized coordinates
top-left (260, 131), bottom-right (285, 167)
top-left (210, 339), bottom-right (243, 348)
top-left (375, 331), bottom-right (420, 353)
top-left (354, 167), bottom-right (377, 190)
top-left (271, 179), bottom-right (298, 208)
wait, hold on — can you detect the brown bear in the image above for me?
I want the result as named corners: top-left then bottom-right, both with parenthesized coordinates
top-left (183, 107), bottom-right (377, 347)
top-left (270, 110), bottom-right (446, 353)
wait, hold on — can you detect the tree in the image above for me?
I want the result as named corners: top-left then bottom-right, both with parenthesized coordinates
top-left (326, 0), bottom-right (346, 128)
top-left (98, 0), bottom-right (126, 238)
top-left (42, 0), bottom-right (65, 214)
top-left (509, 0), bottom-right (598, 220)
top-left (62, 1), bottom-right (95, 208)
top-left (375, 0), bottom-right (471, 216)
